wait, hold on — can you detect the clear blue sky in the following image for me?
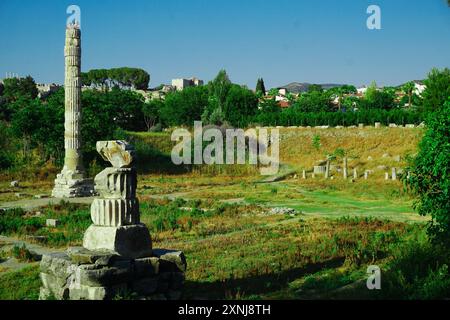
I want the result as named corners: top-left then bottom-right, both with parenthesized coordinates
top-left (0, 0), bottom-right (449, 88)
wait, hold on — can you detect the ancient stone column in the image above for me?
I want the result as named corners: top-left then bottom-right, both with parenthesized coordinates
top-left (325, 160), bottom-right (331, 179)
top-left (343, 157), bottom-right (348, 179)
top-left (392, 168), bottom-right (397, 181)
top-left (52, 25), bottom-right (93, 198)
top-left (83, 141), bottom-right (152, 258)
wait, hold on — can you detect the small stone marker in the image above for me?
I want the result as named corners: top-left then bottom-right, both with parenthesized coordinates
top-left (359, 123), bottom-right (364, 129)
top-left (10, 180), bottom-right (20, 188)
top-left (343, 157), bottom-right (348, 179)
top-left (374, 122), bottom-right (381, 128)
top-left (302, 170), bottom-right (306, 179)
top-left (364, 171), bottom-right (369, 180)
top-left (392, 168), bottom-right (397, 181)
top-left (353, 168), bottom-right (358, 179)
top-left (46, 219), bottom-right (60, 227)
top-left (325, 160), bottom-right (331, 179)
top-left (385, 172), bottom-right (389, 180)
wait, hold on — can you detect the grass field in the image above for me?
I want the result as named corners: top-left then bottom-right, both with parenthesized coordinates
top-left (2, 127), bottom-right (449, 300)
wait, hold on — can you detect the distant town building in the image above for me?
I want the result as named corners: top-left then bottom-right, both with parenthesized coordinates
top-left (171, 77), bottom-right (204, 91)
top-left (36, 83), bottom-right (61, 99)
top-left (412, 80), bottom-right (426, 96)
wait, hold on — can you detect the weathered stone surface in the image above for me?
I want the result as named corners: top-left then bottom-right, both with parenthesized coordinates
top-left (96, 141), bottom-right (136, 168)
top-left (83, 224), bottom-right (152, 259)
top-left (40, 252), bottom-right (75, 278)
top-left (10, 180), bottom-right (19, 188)
top-left (46, 219), bottom-right (60, 227)
top-left (94, 167), bottom-right (137, 200)
top-left (40, 247), bottom-right (186, 300)
top-left (78, 265), bottom-right (131, 287)
top-left (67, 246), bottom-right (117, 264)
top-left (52, 26), bottom-right (93, 198)
top-left (153, 249), bottom-right (187, 272)
top-left (170, 272), bottom-right (186, 290)
top-left (132, 277), bottom-right (158, 295)
top-left (134, 257), bottom-right (159, 276)
top-left (313, 166), bottom-right (326, 175)
top-left (90, 198), bottom-right (139, 227)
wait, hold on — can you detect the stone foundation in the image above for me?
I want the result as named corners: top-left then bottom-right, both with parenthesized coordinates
top-left (39, 247), bottom-right (186, 300)
top-left (52, 170), bottom-right (94, 198)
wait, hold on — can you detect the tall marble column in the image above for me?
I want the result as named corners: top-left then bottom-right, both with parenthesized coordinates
top-left (52, 25), bottom-right (93, 198)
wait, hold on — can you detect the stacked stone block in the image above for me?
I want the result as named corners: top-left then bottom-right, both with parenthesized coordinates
top-left (41, 140), bottom-right (186, 300)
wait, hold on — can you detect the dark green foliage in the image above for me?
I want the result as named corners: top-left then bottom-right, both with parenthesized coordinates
top-left (308, 84), bottom-right (323, 93)
top-left (161, 86), bottom-right (209, 126)
top-left (0, 208), bottom-right (44, 235)
top-left (1, 76), bottom-right (38, 101)
top-left (223, 84), bottom-right (259, 126)
top-left (292, 91), bottom-right (332, 112)
top-left (258, 97), bottom-right (280, 113)
top-left (361, 87), bottom-right (396, 110)
top-left (11, 244), bottom-right (36, 262)
top-left (0, 202), bottom-right (91, 247)
top-left (406, 98), bottom-right (450, 244)
top-left (421, 68), bottom-right (450, 112)
top-left (252, 108), bottom-right (423, 127)
top-left (81, 67), bottom-right (150, 90)
top-left (256, 78), bottom-right (266, 95)
top-left (142, 99), bottom-right (162, 131)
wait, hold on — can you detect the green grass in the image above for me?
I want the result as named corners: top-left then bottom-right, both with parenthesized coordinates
top-left (0, 264), bottom-right (40, 300)
top-left (0, 173), bottom-right (444, 300)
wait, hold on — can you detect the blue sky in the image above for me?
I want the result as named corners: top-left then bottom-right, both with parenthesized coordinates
top-left (0, 0), bottom-right (449, 88)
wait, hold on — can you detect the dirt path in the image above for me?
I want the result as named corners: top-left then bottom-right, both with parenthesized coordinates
top-left (0, 196), bottom-right (95, 211)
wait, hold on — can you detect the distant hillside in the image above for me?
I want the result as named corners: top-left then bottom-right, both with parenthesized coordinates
top-left (277, 82), bottom-right (348, 94)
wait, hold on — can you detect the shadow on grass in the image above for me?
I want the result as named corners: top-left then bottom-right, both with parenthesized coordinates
top-left (184, 257), bottom-right (346, 299)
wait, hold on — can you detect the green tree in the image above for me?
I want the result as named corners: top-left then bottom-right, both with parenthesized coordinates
top-left (259, 97), bottom-right (280, 113)
top-left (362, 82), bottom-right (395, 109)
top-left (308, 84), bottom-right (323, 93)
top-left (256, 78), bottom-right (266, 95)
top-left (407, 98), bottom-right (450, 244)
top-left (402, 81), bottom-right (415, 108)
top-left (223, 84), bottom-right (259, 126)
top-left (142, 99), bottom-right (163, 131)
top-left (81, 68), bottom-right (150, 90)
top-left (208, 70), bottom-right (231, 108)
top-left (422, 68), bottom-right (450, 112)
top-left (161, 86), bottom-right (209, 126)
top-left (2, 76), bottom-right (38, 101)
top-left (293, 91), bottom-right (332, 112)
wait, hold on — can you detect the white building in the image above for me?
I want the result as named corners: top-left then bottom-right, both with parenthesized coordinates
top-left (413, 80), bottom-right (426, 97)
top-left (171, 77), bottom-right (204, 91)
